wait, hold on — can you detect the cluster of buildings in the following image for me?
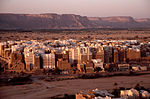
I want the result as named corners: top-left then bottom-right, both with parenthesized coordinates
top-left (76, 88), bottom-right (150, 99)
top-left (0, 39), bottom-right (150, 73)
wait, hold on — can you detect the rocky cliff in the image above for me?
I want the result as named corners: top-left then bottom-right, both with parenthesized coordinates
top-left (0, 13), bottom-right (150, 30)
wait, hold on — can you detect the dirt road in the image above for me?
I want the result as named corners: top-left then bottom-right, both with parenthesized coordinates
top-left (0, 74), bottom-right (150, 99)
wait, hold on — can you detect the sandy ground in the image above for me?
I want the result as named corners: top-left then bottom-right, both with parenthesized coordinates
top-left (0, 30), bottom-right (150, 42)
top-left (0, 74), bottom-right (150, 99)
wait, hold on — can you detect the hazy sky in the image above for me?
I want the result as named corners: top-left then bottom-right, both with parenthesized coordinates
top-left (0, 0), bottom-right (150, 18)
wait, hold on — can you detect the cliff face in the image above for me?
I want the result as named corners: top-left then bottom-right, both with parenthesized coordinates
top-left (0, 13), bottom-right (150, 29)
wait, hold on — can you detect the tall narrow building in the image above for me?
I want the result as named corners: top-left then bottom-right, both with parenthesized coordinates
top-left (113, 48), bottom-right (119, 63)
top-left (41, 53), bottom-right (55, 69)
top-left (103, 46), bottom-right (113, 63)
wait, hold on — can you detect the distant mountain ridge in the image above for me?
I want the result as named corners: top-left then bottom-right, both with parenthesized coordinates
top-left (0, 13), bottom-right (150, 30)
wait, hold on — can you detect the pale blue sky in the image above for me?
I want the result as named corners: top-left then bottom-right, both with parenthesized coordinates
top-left (0, 0), bottom-right (150, 18)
